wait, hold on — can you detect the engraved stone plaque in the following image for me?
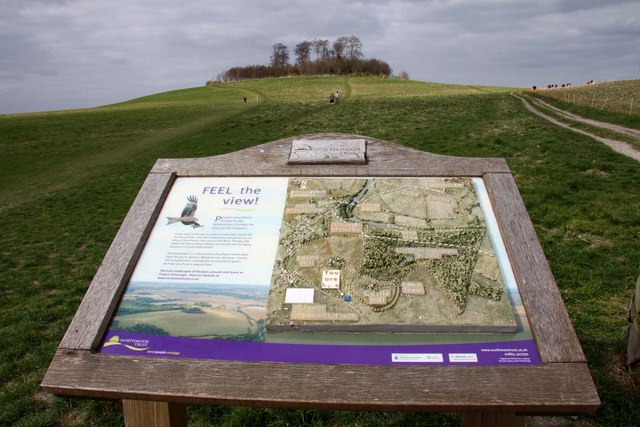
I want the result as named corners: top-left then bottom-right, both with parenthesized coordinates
top-left (401, 281), bottom-right (426, 296)
top-left (329, 221), bottom-right (364, 234)
top-left (296, 255), bottom-right (320, 267)
top-left (290, 304), bottom-right (359, 322)
top-left (288, 139), bottom-right (367, 164)
top-left (285, 288), bottom-right (315, 304)
top-left (321, 269), bottom-right (341, 289)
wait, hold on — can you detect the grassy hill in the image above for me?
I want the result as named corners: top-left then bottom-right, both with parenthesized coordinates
top-left (531, 79), bottom-right (640, 129)
top-left (1, 76), bottom-right (639, 426)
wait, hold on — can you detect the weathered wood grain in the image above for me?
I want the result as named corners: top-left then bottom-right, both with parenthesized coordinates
top-left (59, 172), bottom-right (175, 351)
top-left (122, 400), bottom-right (186, 427)
top-left (151, 133), bottom-right (511, 177)
top-left (484, 173), bottom-right (585, 363)
top-left (462, 411), bottom-right (525, 427)
top-left (42, 349), bottom-right (599, 413)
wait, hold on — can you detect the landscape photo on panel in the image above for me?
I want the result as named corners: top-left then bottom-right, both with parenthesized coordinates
top-left (266, 177), bottom-right (517, 333)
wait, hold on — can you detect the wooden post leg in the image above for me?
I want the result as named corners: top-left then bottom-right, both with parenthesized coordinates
top-left (462, 411), bottom-right (525, 427)
top-left (122, 400), bottom-right (187, 427)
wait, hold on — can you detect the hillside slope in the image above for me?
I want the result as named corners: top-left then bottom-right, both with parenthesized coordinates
top-left (0, 77), bottom-right (513, 210)
top-left (1, 76), bottom-right (639, 426)
top-left (532, 79), bottom-right (640, 129)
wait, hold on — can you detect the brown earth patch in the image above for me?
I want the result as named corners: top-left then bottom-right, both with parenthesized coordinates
top-left (584, 169), bottom-right (609, 177)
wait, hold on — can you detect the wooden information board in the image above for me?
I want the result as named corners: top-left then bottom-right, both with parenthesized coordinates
top-left (42, 134), bottom-right (599, 426)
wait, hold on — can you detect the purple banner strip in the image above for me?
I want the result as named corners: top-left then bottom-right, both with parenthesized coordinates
top-left (100, 330), bottom-right (540, 366)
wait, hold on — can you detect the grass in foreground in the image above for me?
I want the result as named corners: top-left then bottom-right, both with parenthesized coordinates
top-left (1, 76), bottom-right (639, 426)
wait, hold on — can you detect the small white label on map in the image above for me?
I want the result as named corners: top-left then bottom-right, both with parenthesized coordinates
top-left (448, 353), bottom-right (478, 363)
top-left (392, 353), bottom-right (444, 363)
top-left (321, 269), bottom-right (341, 289)
top-left (284, 288), bottom-right (315, 304)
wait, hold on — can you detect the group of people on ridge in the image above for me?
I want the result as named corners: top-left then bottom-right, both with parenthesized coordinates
top-left (329, 91), bottom-right (340, 104)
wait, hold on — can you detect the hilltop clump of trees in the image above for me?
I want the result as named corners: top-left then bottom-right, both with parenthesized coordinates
top-left (214, 36), bottom-right (392, 82)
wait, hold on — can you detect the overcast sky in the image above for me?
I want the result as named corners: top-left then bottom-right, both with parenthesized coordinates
top-left (1, 0), bottom-right (639, 114)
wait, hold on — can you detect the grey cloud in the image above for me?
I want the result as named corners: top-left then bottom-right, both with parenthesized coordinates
top-left (1, 0), bottom-right (638, 113)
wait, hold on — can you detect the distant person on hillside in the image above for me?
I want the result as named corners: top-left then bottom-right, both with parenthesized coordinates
top-left (329, 92), bottom-right (335, 104)
top-left (243, 95), bottom-right (247, 103)
top-left (335, 90), bottom-right (340, 104)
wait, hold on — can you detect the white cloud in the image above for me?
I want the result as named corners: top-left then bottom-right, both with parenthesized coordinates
top-left (1, 0), bottom-right (638, 113)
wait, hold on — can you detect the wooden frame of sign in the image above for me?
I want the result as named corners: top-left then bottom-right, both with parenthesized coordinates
top-left (42, 134), bottom-right (599, 427)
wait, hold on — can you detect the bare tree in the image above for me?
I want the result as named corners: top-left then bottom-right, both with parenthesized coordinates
top-left (333, 37), bottom-right (348, 60)
top-left (294, 40), bottom-right (312, 65)
top-left (313, 38), bottom-right (331, 60)
top-left (270, 43), bottom-right (290, 68)
top-left (345, 35), bottom-right (363, 60)
top-left (219, 34), bottom-right (391, 81)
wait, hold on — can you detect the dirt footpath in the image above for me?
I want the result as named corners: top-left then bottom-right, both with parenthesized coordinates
top-left (513, 93), bottom-right (640, 162)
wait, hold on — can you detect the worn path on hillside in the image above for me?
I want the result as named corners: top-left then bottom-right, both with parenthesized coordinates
top-left (0, 97), bottom-right (259, 212)
top-left (513, 93), bottom-right (640, 162)
top-left (527, 96), bottom-right (640, 139)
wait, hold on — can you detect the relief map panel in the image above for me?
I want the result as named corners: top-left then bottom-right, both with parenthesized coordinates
top-left (100, 176), bottom-right (539, 366)
top-left (267, 177), bottom-right (516, 333)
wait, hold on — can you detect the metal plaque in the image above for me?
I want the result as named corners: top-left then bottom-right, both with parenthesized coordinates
top-left (288, 139), bottom-right (367, 164)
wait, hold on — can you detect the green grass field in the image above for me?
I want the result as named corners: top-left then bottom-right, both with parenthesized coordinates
top-left (532, 79), bottom-right (640, 129)
top-left (114, 309), bottom-right (253, 337)
top-left (1, 76), bottom-right (639, 426)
